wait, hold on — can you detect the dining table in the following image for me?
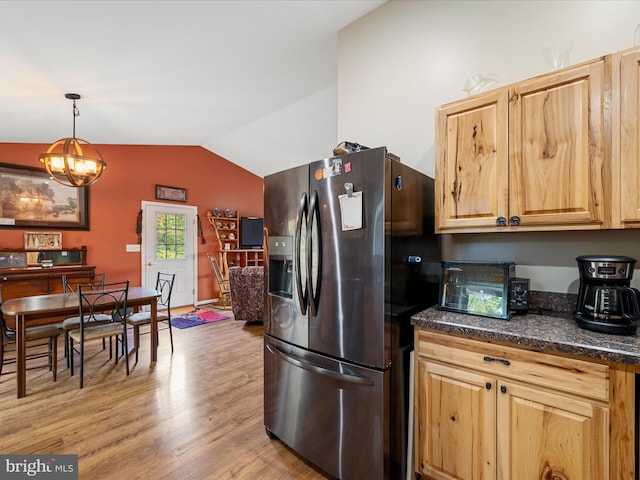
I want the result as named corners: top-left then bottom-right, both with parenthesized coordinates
top-left (1, 286), bottom-right (160, 398)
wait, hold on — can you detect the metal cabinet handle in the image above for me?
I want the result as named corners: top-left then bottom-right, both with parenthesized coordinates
top-left (496, 216), bottom-right (507, 226)
top-left (483, 355), bottom-right (511, 366)
top-left (500, 385), bottom-right (507, 394)
top-left (509, 215), bottom-right (521, 226)
top-left (485, 382), bottom-right (492, 390)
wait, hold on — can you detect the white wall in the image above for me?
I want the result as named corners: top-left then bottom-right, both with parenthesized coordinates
top-left (337, 0), bottom-right (640, 177)
top-left (337, 0), bottom-right (640, 293)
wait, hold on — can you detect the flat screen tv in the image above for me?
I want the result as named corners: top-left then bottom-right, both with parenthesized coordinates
top-left (239, 216), bottom-right (264, 249)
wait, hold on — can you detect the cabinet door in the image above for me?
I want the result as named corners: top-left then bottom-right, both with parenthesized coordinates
top-left (435, 89), bottom-right (509, 232)
top-left (416, 358), bottom-right (496, 480)
top-left (497, 381), bottom-right (608, 480)
top-left (619, 48), bottom-right (640, 225)
top-left (509, 60), bottom-right (605, 228)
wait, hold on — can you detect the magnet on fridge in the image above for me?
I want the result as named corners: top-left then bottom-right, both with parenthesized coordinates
top-left (344, 183), bottom-right (354, 198)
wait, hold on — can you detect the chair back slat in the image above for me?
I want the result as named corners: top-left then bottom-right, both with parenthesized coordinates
top-left (207, 253), bottom-right (230, 292)
top-left (62, 273), bottom-right (106, 294)
top-left (156, 272), bottom-right (175, 309)
top-left (78, 280), bottom-right (129, 326)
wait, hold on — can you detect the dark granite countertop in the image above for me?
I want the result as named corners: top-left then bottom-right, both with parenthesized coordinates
top-left (412, 306), bottom-right (640, 367)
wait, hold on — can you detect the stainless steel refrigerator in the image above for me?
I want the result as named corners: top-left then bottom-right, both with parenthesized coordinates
top-left (263, 147), bottom-right (439, 480)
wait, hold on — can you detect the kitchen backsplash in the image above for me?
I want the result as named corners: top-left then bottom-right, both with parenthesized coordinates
top-left (527, 291), bottom-right (578, 318)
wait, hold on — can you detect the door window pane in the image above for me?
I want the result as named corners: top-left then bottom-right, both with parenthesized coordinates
top-left (156, 213), bottom-right (186, 260)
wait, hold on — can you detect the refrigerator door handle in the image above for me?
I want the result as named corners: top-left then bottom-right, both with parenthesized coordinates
top-left (265, 342), bottom-right (374, 387)
top-left (307, 189), bottom-right (322, 317)
top-left (295, 192), bottom-right (309, 315)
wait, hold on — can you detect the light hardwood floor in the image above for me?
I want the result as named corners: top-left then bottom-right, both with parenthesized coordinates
top-left (0, 307), bottom-right (329, 479)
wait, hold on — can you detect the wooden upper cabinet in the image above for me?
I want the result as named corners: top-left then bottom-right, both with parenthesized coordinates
top-left (435, 89), bottom-right (508, 232)
top-left (435, 58), bottom-right (607, 233)
top-left (618, 47), bottom-right (640, 226)
top-left (509, 60), bottom-right (606, 229)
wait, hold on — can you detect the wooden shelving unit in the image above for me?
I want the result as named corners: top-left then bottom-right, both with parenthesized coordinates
top-left (206, 210), bottom-right (264, 286)
top-left (207, 212), bottom-right (239, 252)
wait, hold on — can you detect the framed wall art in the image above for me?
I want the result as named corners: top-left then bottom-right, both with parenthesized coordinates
top-left (155, 184), bottom-right (187, 202)
top-left (24, 231), bottom-right (62, 250)
top-left (0, 163), bottom-right (89, 230)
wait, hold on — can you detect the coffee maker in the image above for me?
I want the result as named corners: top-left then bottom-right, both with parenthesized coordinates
top-left (575, 255), bottom-right (640, 335)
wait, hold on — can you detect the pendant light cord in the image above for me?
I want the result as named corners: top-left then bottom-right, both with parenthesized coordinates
top-left (72, 100), bottom-right (79, 138)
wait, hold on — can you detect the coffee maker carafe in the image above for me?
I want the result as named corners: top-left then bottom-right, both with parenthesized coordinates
top-left (575, 255), bottom-right (640, 335)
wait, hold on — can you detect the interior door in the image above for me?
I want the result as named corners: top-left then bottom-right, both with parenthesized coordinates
top-left (142, 201), bottom-right (197, 308)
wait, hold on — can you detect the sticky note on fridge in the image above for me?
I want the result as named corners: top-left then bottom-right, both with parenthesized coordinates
top-left (339, 191), bottom-right (363, 231)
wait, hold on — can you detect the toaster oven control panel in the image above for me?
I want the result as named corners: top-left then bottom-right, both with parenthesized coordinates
top-left (509, 277), bottom-right (529, 312)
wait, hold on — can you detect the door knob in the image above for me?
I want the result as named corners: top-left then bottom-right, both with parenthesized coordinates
top-left (147, 261), bottom-right (155, 266)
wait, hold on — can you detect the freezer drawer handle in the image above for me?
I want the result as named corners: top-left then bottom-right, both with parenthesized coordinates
top-left (266, 343), bottom-right (374, 387)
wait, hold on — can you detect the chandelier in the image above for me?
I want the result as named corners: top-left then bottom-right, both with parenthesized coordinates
top-left (39, 93), bottom-right (107, 187)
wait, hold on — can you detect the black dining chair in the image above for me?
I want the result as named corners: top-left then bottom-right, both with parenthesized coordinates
top-left (0, 310), bottom-right (60, 381)
top-left (126, 272), bottom-right (175, 361)
top-left (61, 273), bottom-right (110, 367)
top-left (68, 280), bottom-right (130, 388)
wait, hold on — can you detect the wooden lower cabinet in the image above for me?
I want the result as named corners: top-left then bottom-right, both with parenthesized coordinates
top-left (497, 380), bottom-right (608, 480)
top-left (415, 329), bottom-right (635, 480)
top-left (418, 361), bottom-right (495, 479)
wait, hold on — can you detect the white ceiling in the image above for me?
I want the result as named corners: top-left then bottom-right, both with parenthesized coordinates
top-left (0, 0), bottom-right (386, 177)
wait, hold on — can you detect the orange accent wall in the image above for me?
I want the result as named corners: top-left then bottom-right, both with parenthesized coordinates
top-left (0, 142), bottom-right (264, 304)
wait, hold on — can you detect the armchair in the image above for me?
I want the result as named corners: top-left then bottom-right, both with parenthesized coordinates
top-left (228, 266), bottom-right (265, 323)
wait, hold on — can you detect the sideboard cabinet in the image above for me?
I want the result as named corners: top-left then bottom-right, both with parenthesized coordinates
top-left (0, 247), bottom-right (95, 327)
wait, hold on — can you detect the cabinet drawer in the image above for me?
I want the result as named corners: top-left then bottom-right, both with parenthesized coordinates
top-left (0, 278), bottom-right (50, 297)
top-left (417, 330), bottom-right (609, 402)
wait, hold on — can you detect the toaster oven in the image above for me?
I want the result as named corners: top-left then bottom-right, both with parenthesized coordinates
top-left (437, 261), bottom-right (527, 320)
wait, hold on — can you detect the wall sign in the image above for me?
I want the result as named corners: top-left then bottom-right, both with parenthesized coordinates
top-left (155, 184), bottom-right (187, 202)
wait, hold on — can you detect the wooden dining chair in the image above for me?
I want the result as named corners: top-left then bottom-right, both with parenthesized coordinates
top-left (207, 253), bottom-right (232, 309)
top-left (68, 280), bottom-right (130, 389)
top-left (0, 311), bottom-right (60, 381)
top-left (126, 272), bottom-right (175, 361)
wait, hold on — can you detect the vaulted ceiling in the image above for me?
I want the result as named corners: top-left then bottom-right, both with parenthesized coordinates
top-left (0, 0), bottom-right (386, 177)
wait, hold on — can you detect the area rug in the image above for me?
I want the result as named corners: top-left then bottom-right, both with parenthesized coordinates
top-left (171, 308), bottom-right (230, 329)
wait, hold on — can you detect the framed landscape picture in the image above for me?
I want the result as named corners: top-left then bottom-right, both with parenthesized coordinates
top-left (0, 163), bottom-right (89, 230)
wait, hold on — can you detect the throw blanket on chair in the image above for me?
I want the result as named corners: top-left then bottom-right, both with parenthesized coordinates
top-left (228, 266), bottom-right (265, 323)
